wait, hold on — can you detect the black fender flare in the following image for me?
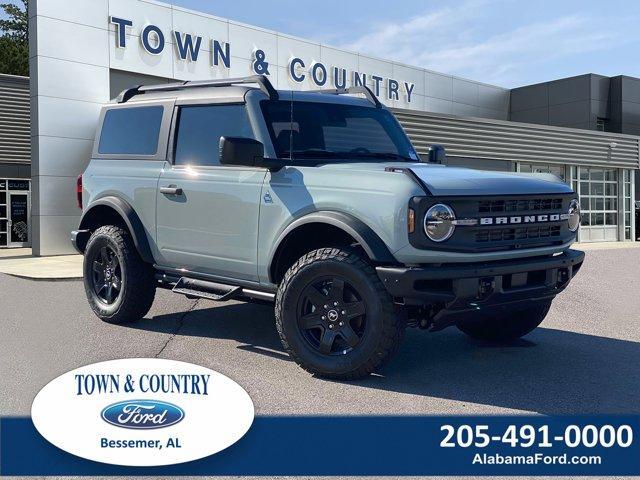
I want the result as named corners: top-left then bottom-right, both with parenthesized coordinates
top-left (269, 211), bottom-right (396, 283)
top-left (78, 196), bottom-right (154, 264)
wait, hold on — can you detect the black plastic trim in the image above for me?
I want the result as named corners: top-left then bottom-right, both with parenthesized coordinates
top-left (70, 229), bottom-right (90, 254)
top-left (269, 211), bottom-right (396, 283)
top-left (376, 249), bottom-right (585, 305)
top-left (78, 196), bottom-right (154, 264)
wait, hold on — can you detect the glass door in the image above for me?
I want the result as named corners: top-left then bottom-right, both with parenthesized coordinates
top-left (8, 192), bottom-right (30, 247)
top-left (0, 184), bottom-right (7, 247)
top-left (577, 167), bottom-right (619, 242)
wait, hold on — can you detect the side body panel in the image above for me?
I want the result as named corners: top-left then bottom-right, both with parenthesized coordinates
top-left (82, 159), bottom-right (165, 260)
top-left (155, 165), bottom-right (267, 281)
top-left (257, 166), bottom-right (423, 286)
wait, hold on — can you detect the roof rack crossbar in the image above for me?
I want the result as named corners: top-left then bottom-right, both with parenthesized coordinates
top-left (117, 75), bottom-right (278, 103)
top-left (314, 85), bottom-right (382, 108)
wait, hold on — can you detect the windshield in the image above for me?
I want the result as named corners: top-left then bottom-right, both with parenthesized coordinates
top-left (260, 99), bottom-right (420, 163)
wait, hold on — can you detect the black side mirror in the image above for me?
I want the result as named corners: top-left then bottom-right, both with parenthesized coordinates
top-left (219, 137), bottom-right (265, 167)
top-left (219, 137), bottom-right (284, 170)
top-left (427, 144), bottom-right (446, 164)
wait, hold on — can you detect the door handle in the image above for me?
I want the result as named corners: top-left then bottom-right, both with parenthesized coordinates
top-left (160, 186), bottom-right (183, 196)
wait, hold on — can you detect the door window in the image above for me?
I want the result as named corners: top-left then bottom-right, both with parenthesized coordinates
top-left (174, 105), bottom-right (254, 167)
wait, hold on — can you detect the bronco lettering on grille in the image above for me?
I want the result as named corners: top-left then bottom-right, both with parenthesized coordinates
top-left (479, 214), bottom-right (569, 225)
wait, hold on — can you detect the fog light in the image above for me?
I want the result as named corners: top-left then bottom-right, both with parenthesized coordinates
top-left (424, 204), bottom-right (456, 242)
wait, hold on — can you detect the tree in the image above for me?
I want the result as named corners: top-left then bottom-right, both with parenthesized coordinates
top-left (0, 0), bottom-right (28, 76)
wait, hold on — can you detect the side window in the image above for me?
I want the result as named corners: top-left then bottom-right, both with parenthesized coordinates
top-left (174, 105), bottom-right (254, 167)
top-left (99, 106), bottom-right (164, 155)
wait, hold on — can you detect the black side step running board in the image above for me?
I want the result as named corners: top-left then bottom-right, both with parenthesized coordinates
top-left (170, 276), bottom-right (275, 303)
top-left (173, 277), bottom-right (242, 302)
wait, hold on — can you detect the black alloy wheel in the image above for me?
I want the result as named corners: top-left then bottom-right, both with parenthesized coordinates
top-left (83, 225), bottom-right (156, 324)
top-left (91, 245), bottom-right (122, 305)
top-left (297, 276), bottom-right (367, 355)
top-left (275, 248), bottom-right (406, 380)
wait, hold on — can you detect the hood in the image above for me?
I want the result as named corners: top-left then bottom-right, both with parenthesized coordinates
top-left (405, 164), bottom-right (573, 196)
top-left (316, 162), bottom-right (573, 196)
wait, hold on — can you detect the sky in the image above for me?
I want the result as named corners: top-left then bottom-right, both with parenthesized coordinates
top-left (4, 0), bottom-right (639, 88)
top-left (165, 0), bottom-right (640, 88)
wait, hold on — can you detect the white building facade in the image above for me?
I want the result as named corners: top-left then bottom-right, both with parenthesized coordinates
top-left (27, 0), bottom-right (637, 254)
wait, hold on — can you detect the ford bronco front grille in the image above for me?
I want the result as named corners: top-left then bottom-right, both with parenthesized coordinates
top-left (478, 198), bottom-right (563, 213)
top-left (476, 225), bottom-right (562, 243)
top-left (409, 194), bottom-right (575, 253)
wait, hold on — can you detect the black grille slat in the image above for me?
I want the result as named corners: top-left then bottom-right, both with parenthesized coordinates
top-left (476, 225), bottom-right (562, 243)
top-left (475, 197), bottom-right (565, 246)
top-left (478, 198), bottom-right (563, 213)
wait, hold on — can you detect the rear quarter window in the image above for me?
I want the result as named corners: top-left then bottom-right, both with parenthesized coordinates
top-left (98, 106), bottom-right (164, 155)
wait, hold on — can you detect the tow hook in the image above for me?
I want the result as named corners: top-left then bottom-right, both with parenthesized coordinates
top-left (478, 277), bottom-right (495, 299)
top-left (557, 268), bottom-right (571, 287)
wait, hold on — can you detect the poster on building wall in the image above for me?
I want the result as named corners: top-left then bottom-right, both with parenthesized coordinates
top-left (10, 194), bottom-right (28, 243)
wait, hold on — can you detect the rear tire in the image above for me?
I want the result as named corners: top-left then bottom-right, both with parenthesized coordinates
top-left (456, 299), bottom-right (552, 342)
top-left (275, 248), bottom-right (405, 380)
top-left (83, 225), bottom-right (156, 324)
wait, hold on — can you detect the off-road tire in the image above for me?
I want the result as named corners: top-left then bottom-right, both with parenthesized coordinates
top-left (275, 248), bottom-right (405, 380)
top-left (83, 225), bottom-right (156, 324)
top-left (456, 299), bottom-right (552, 342)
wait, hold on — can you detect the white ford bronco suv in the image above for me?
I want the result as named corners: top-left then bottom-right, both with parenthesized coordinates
top-left (72, 75), bottom-right (584, 379)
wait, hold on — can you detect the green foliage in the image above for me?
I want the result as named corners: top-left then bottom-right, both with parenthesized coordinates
top-left (0, 0), bottom-right (28, 76)
top-left (0, 35), bottom-right (28, 76)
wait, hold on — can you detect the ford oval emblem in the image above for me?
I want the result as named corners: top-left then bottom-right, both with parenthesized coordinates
top-left (101, 400), bottom-right (185, 430)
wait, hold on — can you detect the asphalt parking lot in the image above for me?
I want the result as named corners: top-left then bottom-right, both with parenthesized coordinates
top-left (1, 246), bottom-right (639, 417)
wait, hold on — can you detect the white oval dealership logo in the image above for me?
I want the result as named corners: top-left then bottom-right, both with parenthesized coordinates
top-left (31, 358), bottom-right (254, 466)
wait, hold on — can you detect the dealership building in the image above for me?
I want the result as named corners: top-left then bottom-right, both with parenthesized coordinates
top-left (0, 0), bottom-right (637, 253)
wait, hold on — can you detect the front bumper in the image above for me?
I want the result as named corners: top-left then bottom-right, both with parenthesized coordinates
top-left (376, 249), bottom-right (584, 325)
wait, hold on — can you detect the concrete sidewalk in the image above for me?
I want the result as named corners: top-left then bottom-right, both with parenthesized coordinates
top-left (575, 241), bottom-right (640, 250)
top-left (0, 248), bottom-right (83, 280)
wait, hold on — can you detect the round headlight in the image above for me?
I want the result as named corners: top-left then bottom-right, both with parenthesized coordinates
top-left (424, 204), bottom-right (456, 242)
top-left (568, 198), bottom-right (581, 232)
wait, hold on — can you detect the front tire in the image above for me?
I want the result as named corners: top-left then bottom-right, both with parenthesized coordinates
top-left (275, 248), bottom-right (405, 380)
top-left (456, 299), bottom-right (552, 342)
top-left (83, 225), bottom-right (156, 324)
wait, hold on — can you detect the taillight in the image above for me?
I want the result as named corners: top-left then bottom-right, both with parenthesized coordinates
top-left (76, 174), bottom-right (83, 209)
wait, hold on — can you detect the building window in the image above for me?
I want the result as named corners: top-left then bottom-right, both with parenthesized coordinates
top-left (577, 167), bottom-right (619, 241)
top-left (596, 117), bottom-right (607, 132)
top-left (623, 169), bottom-right (633, 240)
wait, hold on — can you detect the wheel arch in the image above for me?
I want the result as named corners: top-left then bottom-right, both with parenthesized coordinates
top-left (268, 211), bottom-right (396, 284)
top-left (77, 196), bottom-right (154, 264)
